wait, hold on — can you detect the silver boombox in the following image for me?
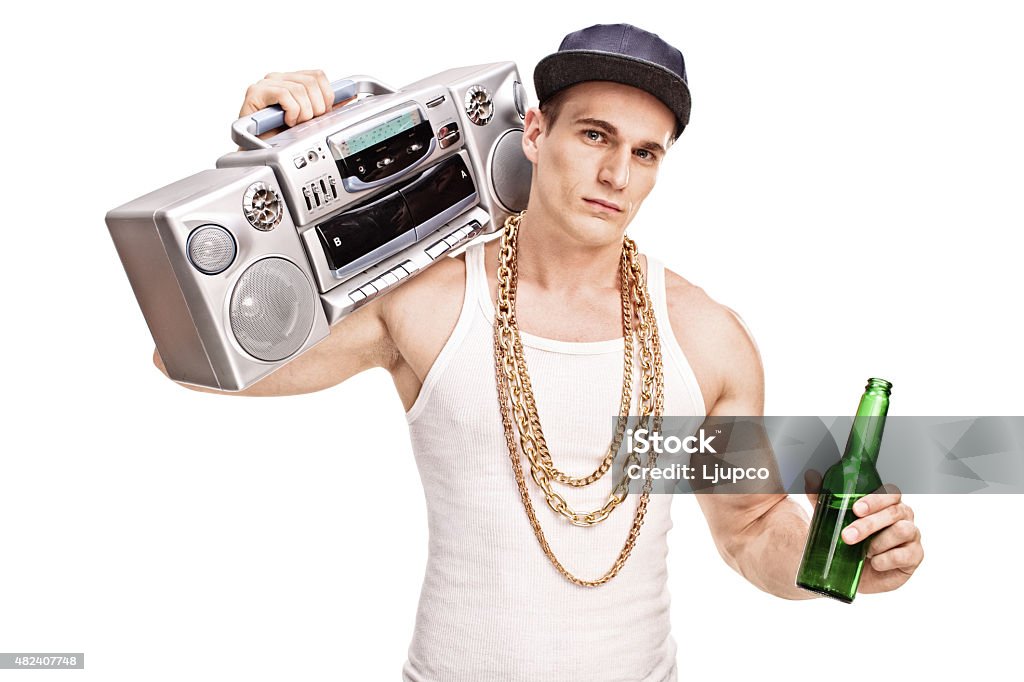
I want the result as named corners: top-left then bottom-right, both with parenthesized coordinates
top-left (106, 62), bottom-right (532, 391)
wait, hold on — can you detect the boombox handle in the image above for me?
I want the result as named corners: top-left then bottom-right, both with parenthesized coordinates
top-left (231, 76), bottom-right (397, 151)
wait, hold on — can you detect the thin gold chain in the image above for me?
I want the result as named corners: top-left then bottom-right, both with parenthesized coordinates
top-left (492, 210), bottom-right (666, 586)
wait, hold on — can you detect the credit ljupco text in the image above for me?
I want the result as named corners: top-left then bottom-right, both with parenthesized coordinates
top-left (625, 428), bottom-right (772, 484)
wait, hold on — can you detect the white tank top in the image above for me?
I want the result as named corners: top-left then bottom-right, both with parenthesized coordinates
top-left (403, 241), bottom-right (706, 682)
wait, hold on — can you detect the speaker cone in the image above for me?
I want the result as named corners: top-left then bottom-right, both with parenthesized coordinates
top-left (187, 224), bottom-right (236, 275)
top-left (491, 129), bottom-right (532, 212)
top-left (229, 258), bottom-right (316, 362)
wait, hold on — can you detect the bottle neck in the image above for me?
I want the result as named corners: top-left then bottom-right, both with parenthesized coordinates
top-left (845, 378), bottom-right (892, 466)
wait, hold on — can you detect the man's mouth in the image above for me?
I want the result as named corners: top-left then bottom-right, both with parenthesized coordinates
top-left (584, 198), bottom-right (622, 213)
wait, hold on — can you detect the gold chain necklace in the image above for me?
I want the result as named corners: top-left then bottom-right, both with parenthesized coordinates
top-left (508, 234), bottom-right (635, 488)
top-left (492, 210), bottom-right (666, 586)
top-left (496, 211), bottom-right (664, 523)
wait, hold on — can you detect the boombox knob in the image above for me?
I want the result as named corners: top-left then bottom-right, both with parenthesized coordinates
top-left (513, 81), bottom-right (527, 119)
top-left (464, 85), bottom-right (494, 126)
top-left (243, 181), bottom-right (284, 231)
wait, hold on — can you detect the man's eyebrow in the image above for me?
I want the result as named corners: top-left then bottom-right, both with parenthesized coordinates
top-left (572, 117), bottom-right (666, 155)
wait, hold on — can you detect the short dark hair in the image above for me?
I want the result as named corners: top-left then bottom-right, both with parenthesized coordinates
top-left (538, 86), bottom-right (573, 130)
top-left (538, 83), bottom-right (680, 146)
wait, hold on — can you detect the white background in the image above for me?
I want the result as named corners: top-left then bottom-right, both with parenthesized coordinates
top-left (2, 0), bottom-right (1022, 679)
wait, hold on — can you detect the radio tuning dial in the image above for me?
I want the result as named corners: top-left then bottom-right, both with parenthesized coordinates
top-left (464, 85), bottom-right (494, 126)
top-left (242, 181), bottom-right (284, 231)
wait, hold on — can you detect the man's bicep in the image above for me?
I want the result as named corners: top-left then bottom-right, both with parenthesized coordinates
top-left (694, 307), bottom-right (782, 564)
top-left (708, 305), bottom-right (765, 417)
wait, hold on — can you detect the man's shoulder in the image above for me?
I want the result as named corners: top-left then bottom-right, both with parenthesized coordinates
top-left (660, 265), bottom-right (763, 409)
top-left (384, 249), bottom-right (467, 311)
top-left (377, 248), bottom-right (470, 364)
top-left (661, 266), bottom-right (755, 349)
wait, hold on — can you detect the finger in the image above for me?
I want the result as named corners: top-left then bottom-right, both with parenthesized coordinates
top-left (300, 69), bottom-right (335, 112)
top-left (865, 541), bottom-right (924, 573)
top-left (240, 81), bottom-right (280, 118)
top-left (842, 500), bottom-right (911, 544)
top-left (254, 83), bottom-right (305, 127)
top-left (865, 519), bottom-right (919, 557)
top-left (278, 80), bottom-right (314, 125)
top-left (287, 71), bottom-right (328, 116)
top-left (241, 83), bottom-right (304, 126)
top-left (803, 469), bottom-right (822, 506)
top-left (851, 483), bottom-right (902, 518)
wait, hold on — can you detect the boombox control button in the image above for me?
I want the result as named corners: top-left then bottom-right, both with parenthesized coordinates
top-left (377, 157), bottom-right (394, 168)
top-left (408, 143), bottom-right (423, 153)
top-left (370, 276), bottom-right (390, 290)
top-left (358, 283), bottom-right (378, 296)
top-left (399, 259), bottom-right (417, 275)
top-left (381, 272), bottom-right (400, 286)
top-left (389, 266), bottom-right (409, 280)
top-left (438, 131), bottom-right (460, 149)
top-left (425, 240), bottom-right (451, 259)
top-left (348, 289), bottom-right (367, 303)
top-left (294, 156), bottom-right (307, 169)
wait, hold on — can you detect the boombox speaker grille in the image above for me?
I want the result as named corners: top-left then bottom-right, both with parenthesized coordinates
top-left (229, 258), bottom-right (316, 362)
top-left (187, 224), bottom-right (236, 275)
top-left (491, 129), bottom-right (531, 213)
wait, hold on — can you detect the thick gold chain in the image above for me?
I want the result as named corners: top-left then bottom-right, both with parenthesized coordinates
top-left (507, 232), bottom-right (636, 488)
top-left (496, 211), bottom-right (663, 524)
top-left (492, 210), bottom-right (666, 586)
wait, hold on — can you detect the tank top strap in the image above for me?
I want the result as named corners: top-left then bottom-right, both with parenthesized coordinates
top-left (404, 243), bottom-right (483, 424)
top-left (644, 251), bottom-right (708, 418)
top-left (466, 240), bottom-right (493, 321)
top-left (644, 252), bottom-right (669, 322)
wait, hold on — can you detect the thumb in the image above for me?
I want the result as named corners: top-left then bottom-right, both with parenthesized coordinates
top-left (804, 469), bottom-right (823, 507)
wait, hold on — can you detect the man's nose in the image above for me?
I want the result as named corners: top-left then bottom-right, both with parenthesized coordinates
top-left (598, 148), bottom-right (630, 190)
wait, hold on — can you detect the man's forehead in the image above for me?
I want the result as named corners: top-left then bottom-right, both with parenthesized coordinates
top-left (557, 82), bottom-right (675, 144)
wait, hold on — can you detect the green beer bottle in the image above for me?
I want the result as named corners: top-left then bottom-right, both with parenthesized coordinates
top-left (796, 378), bottom-right (892, 603)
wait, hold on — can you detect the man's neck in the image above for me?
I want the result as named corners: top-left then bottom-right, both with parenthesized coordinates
top-left (514, 210), bottom-right (625, 293)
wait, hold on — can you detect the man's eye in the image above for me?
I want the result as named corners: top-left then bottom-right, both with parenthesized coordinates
top-left (636, 149), bottom-right (657, 162)
top-left (585, 130), bottom-right (604, 142)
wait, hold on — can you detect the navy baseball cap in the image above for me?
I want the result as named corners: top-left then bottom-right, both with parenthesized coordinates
top-left (534, 23), bottom-right (691, 137)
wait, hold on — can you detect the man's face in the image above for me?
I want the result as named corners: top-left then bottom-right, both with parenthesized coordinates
top-left (522, 80), bottom-right (676, 248)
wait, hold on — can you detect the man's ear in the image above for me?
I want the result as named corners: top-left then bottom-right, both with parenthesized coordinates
top-left (521, 107), bottom-right (545, 164)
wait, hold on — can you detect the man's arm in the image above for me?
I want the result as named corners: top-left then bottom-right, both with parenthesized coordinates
top-left (153, 292), bottom-right (399, 397)
top-left (682, 299), bottom-right (923, 598)
top-left (683, 302), bottom-right (818, 599)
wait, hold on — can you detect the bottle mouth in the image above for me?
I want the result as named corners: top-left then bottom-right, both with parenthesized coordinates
top-left (866, 377), bottom-right (893, 392)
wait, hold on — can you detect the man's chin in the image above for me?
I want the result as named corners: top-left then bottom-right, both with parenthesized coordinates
top-left (568, 219), bottom-right (627, 248)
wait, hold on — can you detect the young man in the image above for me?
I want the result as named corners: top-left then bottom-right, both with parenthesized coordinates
top-left (156, 24), bottom-right (923, 682)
